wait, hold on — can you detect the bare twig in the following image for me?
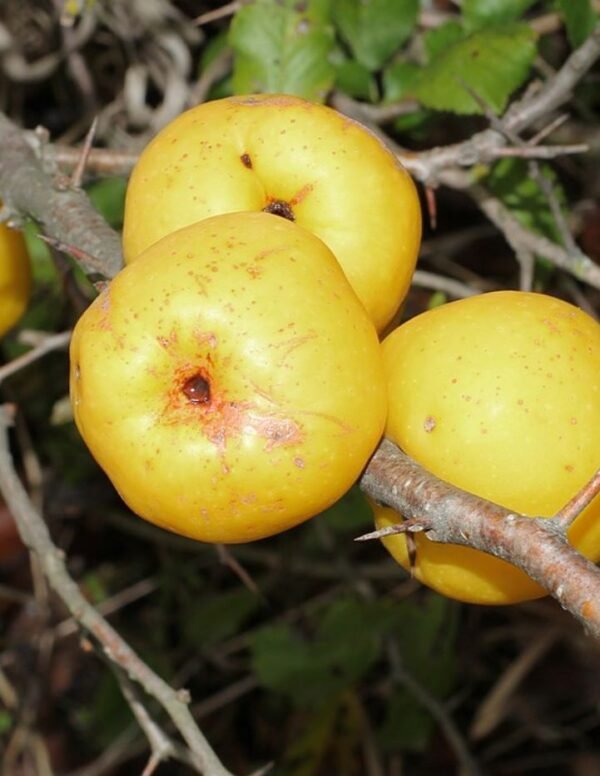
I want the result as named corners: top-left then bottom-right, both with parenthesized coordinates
top-left (193, 1), bottom-right (247, 26)
top-left (0, 331), bottom-right (72, 385)
top-left (505, 25), bottom-right (600, 134)
top-left (116, 669), bottom-right (176, 769)
top-left (54, 576), bottom-right (158, 639)
top-left (359, 439), bottom-right (600, 640)
top-left (467, 182), bottom-right (600, 289)
top-left (386, 641), bottom-right (482, 776)
top-left (0, 406), bottom-right (236, 776)
top-left (216, 544), bottom-right (261, 595)
top-left (555, 469), bottom-right (600, 530)
top-left (411, 269), bottom-right (479, 299)
top-left (469, 628), bottom-right (560, 740)
top-left (336, 25), bottom-right (600, 186)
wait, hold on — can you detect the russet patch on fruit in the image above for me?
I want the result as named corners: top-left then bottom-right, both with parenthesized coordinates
top-left (71, 212), bottom-right (387, 544)
top-left (376, 291), bottom-right (600, 604)
top-left (122, 93), bottom-right (422, 332)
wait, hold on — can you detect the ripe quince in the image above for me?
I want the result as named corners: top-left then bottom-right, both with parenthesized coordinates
top-left (122, 94), bottom-right (421, 332)
top-left (375, 291), bottom-right (600, 604)
top-left (71, 212), bottom-right (387, 544)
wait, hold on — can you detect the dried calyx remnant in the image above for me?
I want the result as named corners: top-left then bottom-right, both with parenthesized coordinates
top-left (183, 373), bottom-right (211, 405)
top-left (263, 199), bottom-right (295, 221)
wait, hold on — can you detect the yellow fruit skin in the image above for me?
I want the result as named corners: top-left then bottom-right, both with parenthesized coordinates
top-left (0, 221), bottom-right (31, 337)
top-left (71, 212), bottom-right (387, 544)
top-left (377, 291), bottom-right (600, 605)
top-left (122, 94), bottom-right (421, 332)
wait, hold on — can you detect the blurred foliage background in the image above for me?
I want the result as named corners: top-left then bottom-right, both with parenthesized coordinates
top-left (1, 1), bottom-right (600, 775)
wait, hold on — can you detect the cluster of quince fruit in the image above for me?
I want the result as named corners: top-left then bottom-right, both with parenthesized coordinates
top-left (68, 94), bottom-right (600, 606)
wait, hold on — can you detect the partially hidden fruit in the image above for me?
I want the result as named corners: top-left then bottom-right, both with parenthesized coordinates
top-left (122, 94), bottom-right (422, 332)
top-left (0, 218), bottom-right (31, 337)
top-left (71, 212), bottom-right (387, 544)
top-left (375, 291), bottom-right (600, 604)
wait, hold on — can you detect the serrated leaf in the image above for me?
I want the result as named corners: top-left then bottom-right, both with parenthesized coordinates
top-left (229, 0), bottom-right (335, 101)
top-left (557, 0), bottom-right (598, 48)
top-left (332, 0), bottom-right (418, 71)
top-left (414, 24), bottom-right (537, 115)
top-left (423, 20), bottom-right (465, 60)
top-left (463, 0), bottom-right (538, 30)
top-left (382, 60), bottom-right (421, 102)
top-left (485, 157), bottom-right (568, 244)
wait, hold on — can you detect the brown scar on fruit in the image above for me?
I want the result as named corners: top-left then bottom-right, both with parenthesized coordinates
top-left (297, 408), bottom-right (355, 436)
top-left (245, 412), bottom-right (304, 451)
top-left (156, 329), bottom-right (179, 350)
top-left (274, 333), bottom-right (319, 365)
top-left (194, 330), bottom-right (218, 349)
top-left (424, 416), bottom-right (436, 433)
top-left (94, 288), bottom-right (112, 330)
top-left (289, 183), bottom-right (314, 207)
top-left (240, 153), bottom-right (253, 169)
top-left (163, 367), bottom-right (304, 453)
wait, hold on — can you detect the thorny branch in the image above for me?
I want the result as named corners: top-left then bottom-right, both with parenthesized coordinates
top-left (359, 440), bottom-right (600, 642)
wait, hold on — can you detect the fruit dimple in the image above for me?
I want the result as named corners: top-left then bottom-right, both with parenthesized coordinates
top-left (182, 373), bottom-right (211, 405)
top-left (263, 199), bottom-right (295, 221)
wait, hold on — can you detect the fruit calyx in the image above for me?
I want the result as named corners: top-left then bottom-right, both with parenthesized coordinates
top-left (182, 372), bottom-right (211, 405)
top-left (263, 199), bottom-right (295, 222)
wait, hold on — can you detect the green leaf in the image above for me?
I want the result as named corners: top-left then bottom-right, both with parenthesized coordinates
top-left (485, 157), bottom-right (568, 244)
top-left (414, 24), bottom-right (537, 115)
top-left (0, 711), bottom-right (13, 734)
top-left (378, 594), bottom-right (459, 752)
top-left (382, 60), bottom-right (421, 102)
top-left (182, 588), bottom-right (261, 648)
top-left (229, 0), bottom-right (336, 101)
top-left (380, 689), bottom-right (437, 752)
top-left (423, 20), bottom-right (465, 60)
top-left (462, 0), bottom-right (539, 30)
top-left (332, 0), bottom-right (419, 71)
top-left (252, 597), bottom-right (399, 706)
top-left (334, 58), bottom-right (379, 101)
top-left (557, 0), bottom-right (598, 48)
top-left (87, 177), bottom-right (127, 229)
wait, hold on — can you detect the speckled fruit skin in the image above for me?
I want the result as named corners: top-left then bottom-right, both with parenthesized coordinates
top-left (375, 291), bottom-right (600, 604)
top-left (0, 220), bottom-right (31, 337)
top-left (70, 212), bottom-right (387, 544)
top-left (122, 93), bottom-right (421, 332)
